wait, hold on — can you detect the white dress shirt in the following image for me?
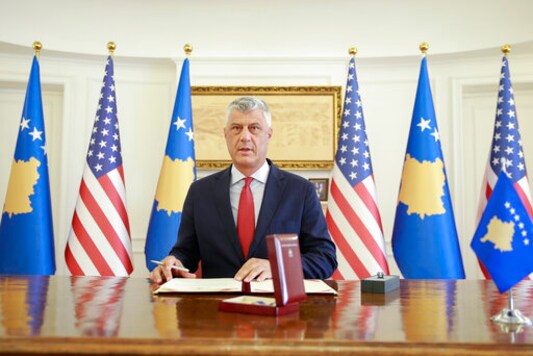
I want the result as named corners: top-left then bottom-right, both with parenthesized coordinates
top-left (229, 161), bottom-right (270, 227)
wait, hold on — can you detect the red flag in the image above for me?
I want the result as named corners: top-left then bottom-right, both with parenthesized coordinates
top-left (65, 56), bottom-right (133, 276)
top-left (326, 56), bottom-right (389, 279)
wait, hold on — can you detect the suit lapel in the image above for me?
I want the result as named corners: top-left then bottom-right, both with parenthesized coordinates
top-left (249, 163), bottom-right (285, 256)
top-left (213, 167), bottom-right (244, 260)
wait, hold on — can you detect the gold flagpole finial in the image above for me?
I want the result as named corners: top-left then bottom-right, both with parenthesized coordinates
top-left (184, 44), bottom-right (193, 56)
top-left (348, 47), bottom-right (357, 57)
top-left (32, 41), bottom-right (42, 58)
top-left (419, 42), bottom-right (429, 55)
top-left (501, 44), bottom-right (511, 57)
top-left (107, 42), bottom-right (116, 56)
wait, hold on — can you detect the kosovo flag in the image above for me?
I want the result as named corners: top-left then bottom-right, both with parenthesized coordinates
top-left (471, 173), bottom-right (533, 293)
top-left (0, 56), bottom-right (55, 274)
top-left (391, 56), bottom-right (464, 279)
top-left (145, 58), bottom-right (196, 270)
top-left (401, 280), bottom-right (457, 341)
top-left (0, 276), bottom-right (50, 336)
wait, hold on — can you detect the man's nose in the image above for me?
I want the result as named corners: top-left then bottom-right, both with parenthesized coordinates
top-left (239, 127), bottom-right (252, 141)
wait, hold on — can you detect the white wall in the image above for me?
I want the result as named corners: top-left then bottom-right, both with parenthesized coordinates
top-left (2, 0), bottom-right (533, 59)
top-left (1, 0), bottom-right (533, 279)
top-left (1, 46), bottom-right (532, 278)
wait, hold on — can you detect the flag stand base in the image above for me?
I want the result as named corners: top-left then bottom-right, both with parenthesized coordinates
top-left (491, 308), bottom-right (532, 325)
top-left (491, 288), bottom-right (532, 326)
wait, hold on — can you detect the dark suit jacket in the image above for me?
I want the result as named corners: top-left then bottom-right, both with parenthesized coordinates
top-left (169, 160), bottom-right (337, 279)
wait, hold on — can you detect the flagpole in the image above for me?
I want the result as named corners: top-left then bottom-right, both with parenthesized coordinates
top-left (491, 44), bottom-right (531, 332)
top-left (508, 288), bottom-right (514, 311)
top-left (182, 42), bottom-right (199, 276)
top-left (486, 43), bottom-right (531, 329)
top-left (33, 41), bottom-right (42, 60)
top-left (144, 42), bottom-right (197, 272)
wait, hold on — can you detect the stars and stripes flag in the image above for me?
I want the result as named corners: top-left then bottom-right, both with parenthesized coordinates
top-left (325, 56), bottom-right (389, 279)
top-left (70, 276), bottom-right (127, 336)
top-left (332, 282), bottom-right (377, 339)
top-left (476, 54), bottom-right (533, 279)
top-left (65, 56), bottom-right (134, 276)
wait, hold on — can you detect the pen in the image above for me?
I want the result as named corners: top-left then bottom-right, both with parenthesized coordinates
top-left (150, 260), bottom-right (190, 273)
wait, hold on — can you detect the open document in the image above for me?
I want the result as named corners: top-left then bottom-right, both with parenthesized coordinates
top-left (153, 278), bottom-right (337, 295)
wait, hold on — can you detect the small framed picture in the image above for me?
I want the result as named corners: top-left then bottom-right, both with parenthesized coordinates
top-left (309, 178), bottom-right (329, 202)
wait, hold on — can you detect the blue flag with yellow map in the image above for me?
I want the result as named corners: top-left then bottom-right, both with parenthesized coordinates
top-left (391, 57), bottom-right (464, 279)
top-left (0, 56), bottom-right (55, 274)
top-left (471, 172), bottom-right (533, 293)
top-left (0, 276), bottom-right (50, 335)
top-left (145, 58), bottom-right (196, 270)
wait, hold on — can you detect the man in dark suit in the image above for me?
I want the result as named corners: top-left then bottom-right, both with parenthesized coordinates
top-left (150, 97), bottom-right (337, 283)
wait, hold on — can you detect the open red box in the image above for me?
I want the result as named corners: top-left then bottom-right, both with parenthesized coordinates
top-left (219, 234), bottom-right (307, 316)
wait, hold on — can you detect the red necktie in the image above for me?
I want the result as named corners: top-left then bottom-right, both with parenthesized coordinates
top-left (237, 177), bottom-right (255, 258)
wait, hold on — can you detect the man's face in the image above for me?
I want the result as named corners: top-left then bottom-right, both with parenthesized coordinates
top-left (224, 109), bottom-right (272, 175)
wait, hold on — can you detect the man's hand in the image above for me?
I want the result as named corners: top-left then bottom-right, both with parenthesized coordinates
top-left (149, 256), bottom-right (196, 284)
top-left (234, 258), bottom-right (272, 282)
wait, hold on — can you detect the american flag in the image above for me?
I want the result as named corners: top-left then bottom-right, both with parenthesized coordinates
top-left (70, 276), bottom-right (127, 336)
top-left (325, 57), bottom-right (389, 279)
top-left (65, 56), bottom-right (133, 276)
top-left (332, 282), bottom-right (377, 339)
top-left (476, 55), bottom-right (533, 278)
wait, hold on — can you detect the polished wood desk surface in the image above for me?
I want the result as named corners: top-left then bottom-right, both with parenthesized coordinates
top-left (1, 275), bottom-right (533, 355)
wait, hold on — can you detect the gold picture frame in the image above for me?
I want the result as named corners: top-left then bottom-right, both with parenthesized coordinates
top-left (191, 86), bottom-right (342, 170)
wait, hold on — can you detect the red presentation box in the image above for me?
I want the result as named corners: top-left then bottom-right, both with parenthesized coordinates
top-left (219, 234), bottom-right (307, 316)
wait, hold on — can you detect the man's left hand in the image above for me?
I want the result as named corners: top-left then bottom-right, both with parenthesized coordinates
top-left (234, 258), bottom-right (272, 282)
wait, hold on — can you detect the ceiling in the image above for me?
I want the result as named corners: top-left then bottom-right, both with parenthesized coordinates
top-left (1, 0), bottom-right (533, 59)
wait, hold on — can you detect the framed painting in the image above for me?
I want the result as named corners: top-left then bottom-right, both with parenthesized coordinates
top-left (309, 178), bottom-right (329, 202)
top-left (191, 86), bottom-right (342, 170)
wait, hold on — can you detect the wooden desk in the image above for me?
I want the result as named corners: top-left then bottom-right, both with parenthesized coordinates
top-left (0, 275), bottom-right (532, 355)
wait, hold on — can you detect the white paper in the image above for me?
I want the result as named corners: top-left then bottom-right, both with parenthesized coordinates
top-left (154, 278), bottom-right (337, 295)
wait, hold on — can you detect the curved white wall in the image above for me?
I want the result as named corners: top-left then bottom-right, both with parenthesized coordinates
top-left (1, 0), bottom-right (533, 58)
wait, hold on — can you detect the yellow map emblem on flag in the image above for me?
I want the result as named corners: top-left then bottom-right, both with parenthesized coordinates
top-left (3, 158), bottom-right (40, 217)
top-left (398, 154), bottom-right (446, 219)
top-left (480, 216), bottom-right (514, 252)
top-left (154, 156), bottom-right (195, 216)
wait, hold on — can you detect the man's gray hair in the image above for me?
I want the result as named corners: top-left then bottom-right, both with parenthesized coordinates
top-left (225, 96), bottom-right (272, 127)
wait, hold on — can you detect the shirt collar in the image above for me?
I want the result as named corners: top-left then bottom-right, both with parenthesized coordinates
top-left (230, 161), bottom-right (270, 185)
